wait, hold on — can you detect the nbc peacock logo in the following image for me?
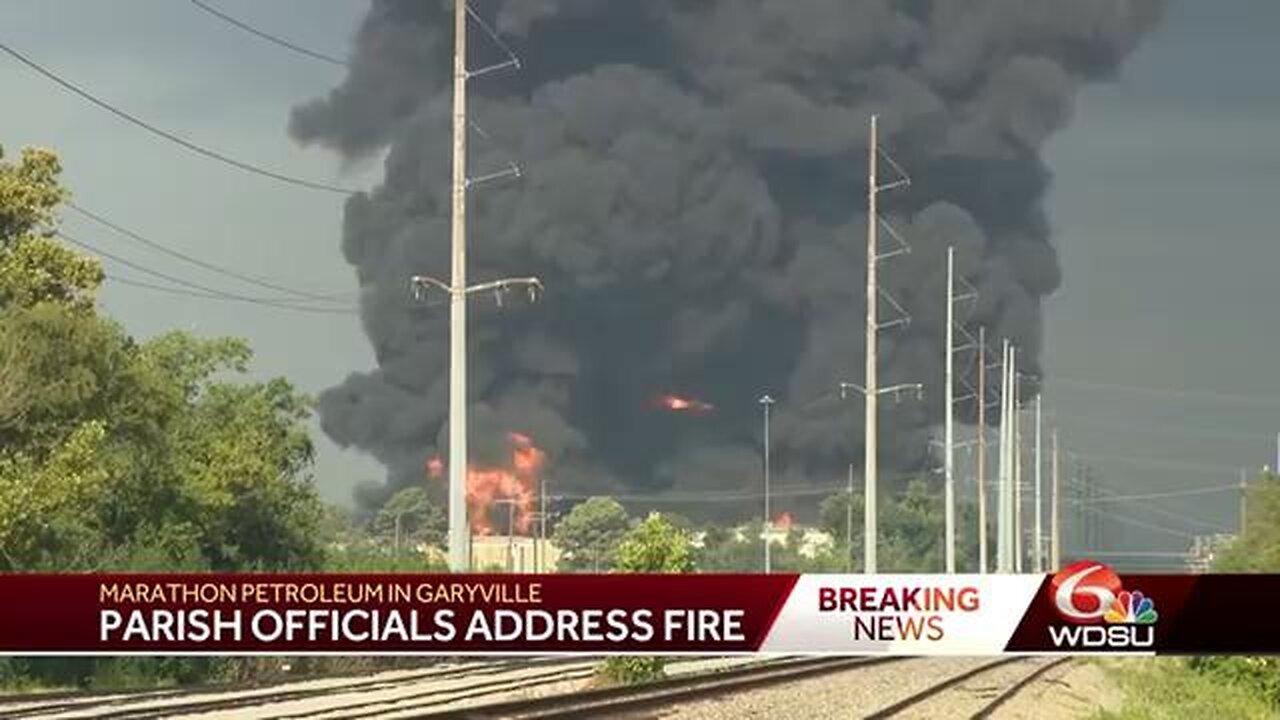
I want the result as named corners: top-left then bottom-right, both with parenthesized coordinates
top-left (1047, 561), bottom-right (1157, 649)
top-left (1103, 590), bottom-right (1158, 625)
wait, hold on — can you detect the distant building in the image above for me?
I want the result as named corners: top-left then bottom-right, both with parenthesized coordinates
top-left (471, 535), bottom-right (560, 573)
top-left (1186, 533), bottom-right (1235, 573)
top-left (734, 523), bottom-right (835, 559)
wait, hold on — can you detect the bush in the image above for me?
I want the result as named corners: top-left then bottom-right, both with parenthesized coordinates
top-left (596, 656), bottom-right (666, 685)
top-left (1095, 658), bottom-right (1275, 720)
top-left (1186, 657), bottom-right (1280, 708)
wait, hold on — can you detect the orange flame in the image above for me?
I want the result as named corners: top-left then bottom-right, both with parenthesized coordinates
top-left (427, 434), bottom-right (545, 536)
top-left (773, 512), bottom-right (794, 532)
top-left (655, 394), bottom-right (715, 415)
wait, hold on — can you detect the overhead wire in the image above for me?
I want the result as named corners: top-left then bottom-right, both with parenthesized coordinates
top-left (65, 201), bottom-right (354, 303)
top-left (0, 40), bottom-right (358, 195)
top-left (1054, 376), bottom-right (1280, 408)
top-left (59, 230), bottom-right (359, 315)
top-left (187, 0), bottom-right (349, 67)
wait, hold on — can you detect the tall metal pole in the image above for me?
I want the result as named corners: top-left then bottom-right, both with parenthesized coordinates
top-left (760, 395), bottom-right (775, 573)
top-left (1034, 394), bottom-right (1043, 573)
top-left (976, 327), bottom-right (987, 574)
top-left (1240, 467), bottom-right (1248, 537)
top-left (507, 501), bottom-right (516, 573)
top-left (534, 477), bottom-right (547, 573)
top-left (1013, 350), bottom-right (1022, 573)
top-left (447, 0), bottom-right (471, 573)
top-left (944, 247), bottom-right (956, 573)
top-left (864, 115), bottom-right (880, 575)
top-left (847, 463), bottom-right (855, 573)
top-left (1051, 427), bottom-right (1061, 571)
top-left (996, 340), bottom-right (1011, 572)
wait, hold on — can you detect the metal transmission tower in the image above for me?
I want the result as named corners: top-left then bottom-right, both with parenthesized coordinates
top-left (413, 1), bottom-right (541, 572)
top-left (859, 114), bottom-right (918, 574)
top-left (943, 246), bottom-right (978, 573)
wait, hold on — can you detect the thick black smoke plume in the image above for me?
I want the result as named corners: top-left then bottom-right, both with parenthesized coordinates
top-left (294, 0), bottom-right (1165, 515)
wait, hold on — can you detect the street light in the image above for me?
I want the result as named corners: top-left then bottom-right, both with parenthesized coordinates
top-left (493, 498), bottom-right (520, 573)
top-left (837, 380), bottom-right (923, 573)
top-left (411, 273), bottom-right (543, 573)
top-left (759, 394), bottom-right (775, 574)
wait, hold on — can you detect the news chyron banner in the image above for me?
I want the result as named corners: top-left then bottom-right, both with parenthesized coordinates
top-left (0, 562), bottom-right (1272, 655)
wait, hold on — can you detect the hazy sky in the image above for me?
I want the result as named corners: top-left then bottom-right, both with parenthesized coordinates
top-left (4, 1), bottom-right (1277, 566)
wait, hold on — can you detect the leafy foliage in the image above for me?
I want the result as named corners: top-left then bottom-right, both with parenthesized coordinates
top-left (1212, 473), bottom-right (1280, 572)
top-left (596, 656), bottom-right (666, 686)
top-left (0, 146), bottom-right (67, 244)
top-left (552, 497), bottom-right (631, 571)
top-left (613, 512), bottom-right (694, 574)
top-left (0, 147), bottom-right (326, 572)
top-left (372, 487), bottom-right (446, 552)
top-left (1095, 658), bottom-right (1277, 720)
top-left (599, 513), bottom-right (693, 686)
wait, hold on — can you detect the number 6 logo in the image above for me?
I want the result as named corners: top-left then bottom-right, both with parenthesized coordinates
top-left (1050, 561), bottom-right (1122, 624)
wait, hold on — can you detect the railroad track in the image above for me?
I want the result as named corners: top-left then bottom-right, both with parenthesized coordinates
top-left (0, 658), bottom-right (591, 719)
top-left (423, 656), bottom-right (906, 719)
top-left (864, 656), bottom-right (1073, 719)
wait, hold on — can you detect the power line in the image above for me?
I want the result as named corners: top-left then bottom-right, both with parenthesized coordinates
top-left (1069, 500), bottom-right (1196, 540)
top-left (105, 273), bottom-right (349, 315)
top-left (187, 0), bottom-right (348, 67)
top-left (60, 231), bottom-right (358, 315)
top-left (65, 201), bottom-right (353, 303)
top-left (1073, 452), bottom-right (1239, 474)
top-left (1055, 376), bottom-right (1280, 408)
top-left (1057, 414), bottom-right (1273, 443)
top-left (1086, 484), bottom-right (1240, 504)
top-left (0, 40), bottom-right (357, 195)
top-left (1066, 469), bottom-right (1235, 533)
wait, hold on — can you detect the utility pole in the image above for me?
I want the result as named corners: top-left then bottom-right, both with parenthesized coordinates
top-left (944, 247), bottom-right (956, 573)
top-left (538, 476), bottom-right (548, 573)
top-left (507, 501), bottom-right (516, 572)
top-left (1051, 427), bottom-right (1061, 571)
top-left (394, 514), bottom-right (402, 558)
top-left (864, 115), bottom-right (880, 576)
top-left (416, 2), bottom-right (540, 573)
top-left (1034, 394), bottom-right (1043, 573)
top-left (976, 327), bottom-right (987, 574)
top-left (1013, 350), bottom-right (1022, 573)
top-left (447, 0), bottom-right (470, 575)
top-left (1083, 466), bottom-right (1096, 550)
top-left (996, 340), bottom-right (1011, 573)
top-left (860, 114), bottom-right (913, 574)
top-left (847, 463), bottom-right (856, 573)
top-left (760, 394), bottom-right (775, 574)
top-left (1240, 467), bottom-right (1249, 537)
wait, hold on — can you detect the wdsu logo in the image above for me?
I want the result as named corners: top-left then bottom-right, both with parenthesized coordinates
top-left (1047, 561), bottom-right (1157, 649)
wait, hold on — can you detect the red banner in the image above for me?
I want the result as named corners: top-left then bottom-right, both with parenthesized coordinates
top-left (0, 574), bottom-right (798, 654)
top-left (1, 569), bottom-right (1278, 655)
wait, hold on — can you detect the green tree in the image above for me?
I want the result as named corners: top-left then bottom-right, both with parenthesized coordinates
top-left (552, 497), bottom-right (631, 571)
top-left (0, 145), bottom-right (67, 240)
top-left (0, 146), bottom-right (325, 573)
top-left (613, 512), bottom-right (694, 573)
top-left (1214, 472), bottom-right (1280, 572)
top-left (0, 146), bottom-right (100, 309)
top-left (0, 421), bottom-right (108, 569)
top-left (599, 513), bottom-right (693, 685)
top-left (373, 487), bottom-right (446, 553)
